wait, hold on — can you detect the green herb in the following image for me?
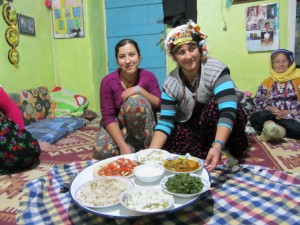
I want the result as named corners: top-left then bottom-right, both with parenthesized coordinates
top-left (165, 173), bottom-right (204, 194)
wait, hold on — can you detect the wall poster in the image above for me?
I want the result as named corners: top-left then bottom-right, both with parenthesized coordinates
top-left (52, 0), bottom-right (84, 38)
top-left (246, 3), bottom-right (279, 52)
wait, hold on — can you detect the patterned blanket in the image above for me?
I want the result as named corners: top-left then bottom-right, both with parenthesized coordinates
top-left (0, 117), bottom-right (299, 225)
top-left (16, 161), bottom-right (300, 225)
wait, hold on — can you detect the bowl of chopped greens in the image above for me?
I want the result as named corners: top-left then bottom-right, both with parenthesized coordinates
top-left (160, 173), bottom-right (210, 198)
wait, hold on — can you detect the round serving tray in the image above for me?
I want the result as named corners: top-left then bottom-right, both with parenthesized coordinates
top-left (70, 153), bottom-right (210, 218)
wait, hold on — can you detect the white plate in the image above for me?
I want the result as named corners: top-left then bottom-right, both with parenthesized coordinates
top-left (70, 154), bottom-right (210, 218)
top-left (119, 187), bottom-right (174, 213)
top-left (75, 177), bottom-right (134, 208)
top-left (134, 149), bottom-right (171, 164)
top-left (163, 154), bottom-right (203, 173)
top-left (160, 173), bottom-right (210, 198)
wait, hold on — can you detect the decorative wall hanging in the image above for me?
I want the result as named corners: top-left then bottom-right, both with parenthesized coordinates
top-left (18, 14), bottom-right (35, 36)
top-left (51, 0), bottom-right (85, 38)
top-left (8, 48), bottom-right (19, 67)
top-left (5, 27), bottom-right (20, 46)
top-left (245, 3), bottom-right (279, 52)
top-left (2, 3), bottom-right (17, 26)
top-left (2, 2), bottom-right (20, 67)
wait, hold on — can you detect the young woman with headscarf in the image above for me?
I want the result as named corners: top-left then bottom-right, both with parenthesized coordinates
top-left (149, 20), bottom-right (248, 171)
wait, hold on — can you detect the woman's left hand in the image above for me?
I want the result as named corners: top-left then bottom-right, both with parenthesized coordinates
top-left (121, 86), bottom-right (137, 102)
top-left (275, 110), bottom-right (290, 119)
top-left (204, 148), bottom-right (221, 172)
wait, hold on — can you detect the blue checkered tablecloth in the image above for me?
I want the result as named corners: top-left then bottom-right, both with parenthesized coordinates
top-left (16, 161), bottom-right (300, 225)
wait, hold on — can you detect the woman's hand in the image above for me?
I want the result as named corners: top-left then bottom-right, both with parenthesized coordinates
top-left (266, 106), bottom-right (290, 119)
top-left (119, 144), bottom-right (133, 155)
top-left (204, 148), bottom-right (221, 172)
top-left (266, 106), bottom-right (280, 115)
top-left (275, 110), bottom-right (290, 119)
top-left (121, 86), bottom-right (138, 102)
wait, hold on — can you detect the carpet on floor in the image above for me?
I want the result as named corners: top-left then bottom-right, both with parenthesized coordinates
top-left (0, 118), bottom-right (299, 225)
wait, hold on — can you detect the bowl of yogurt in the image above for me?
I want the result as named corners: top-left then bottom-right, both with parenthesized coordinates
top-left (133, 163), bottom-right (165, 183)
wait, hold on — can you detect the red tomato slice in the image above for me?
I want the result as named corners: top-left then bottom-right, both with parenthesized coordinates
top-left (96, 157), bottom-right (138, 177)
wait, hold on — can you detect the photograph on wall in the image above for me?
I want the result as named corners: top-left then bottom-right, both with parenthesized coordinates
top-left (18, 14), bottom-right (35, 36)
top-left (246, 3), bottom-right (279, 52)
top-left (52, 0), bottom-right (84, 38)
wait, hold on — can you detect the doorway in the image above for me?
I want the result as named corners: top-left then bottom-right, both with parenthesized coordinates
top-left (105, 0), bottom-right (166, 88)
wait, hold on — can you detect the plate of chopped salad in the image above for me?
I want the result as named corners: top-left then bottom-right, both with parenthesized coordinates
top-left (160, 173), bottom-right (210, 198)
top-left (93, 157), bottom-right (139, 178)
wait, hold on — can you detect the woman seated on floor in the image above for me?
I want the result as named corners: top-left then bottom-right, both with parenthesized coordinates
top-left (149, 20), bottom-right (248, 171)
top-left (250, 49), bottom-right (300, 142)
top-left (93, 39), bottom-right (161, 160)
top-left (0, 86), bottom-right (41, 173)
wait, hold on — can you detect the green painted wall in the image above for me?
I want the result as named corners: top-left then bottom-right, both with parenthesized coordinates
top-left (0, 0), bottom-right (292, 114)
top-left (167, 0), bottom-right (290, 95)
top-left (0, 0), bottom-right (107, 113)
top-left (54, 1), bottom-right (106, 113)
top-left (87, 1), bottom-right (107, 114)
top-left (0, 0), bottom-right (55, 92)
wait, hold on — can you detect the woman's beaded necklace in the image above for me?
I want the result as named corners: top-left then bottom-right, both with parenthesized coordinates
top-left (120, 72), bottom-right (137, 88)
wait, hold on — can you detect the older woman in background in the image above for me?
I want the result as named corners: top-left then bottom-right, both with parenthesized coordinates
top-left (250, 49), bottom-right (300, 142)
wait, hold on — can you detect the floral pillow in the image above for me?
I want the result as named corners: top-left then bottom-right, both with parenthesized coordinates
top-left (9, 86), bottom-right (53, 126)
top-left (50, 86), bottom-right (88, 117)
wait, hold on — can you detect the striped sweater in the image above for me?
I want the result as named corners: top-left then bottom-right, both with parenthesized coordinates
top-left (155, 58), bottom-right (239, 136)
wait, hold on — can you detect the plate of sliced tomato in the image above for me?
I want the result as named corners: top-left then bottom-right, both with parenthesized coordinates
top-left (93, 157), bottom-right (139, 178)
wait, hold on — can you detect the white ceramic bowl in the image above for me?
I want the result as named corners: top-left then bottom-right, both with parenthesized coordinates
top-left (163, 154), bottom-right (203, 173)
top-left (160, 173), bottom-right (211, 198)
top-left (75, 177), bottom-right (134, 208)
top-left (134, 163), bottom-right (165, 183)
top-left (134, 149), bottom-right (171, 164)
top-left (119, 187), bottom-right (174, 213)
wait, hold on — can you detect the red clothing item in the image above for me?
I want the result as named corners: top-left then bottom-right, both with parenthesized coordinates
top-left (0, 87), bottom-right (24, 127)
top-left (100, 69), bottom-right (161, 127)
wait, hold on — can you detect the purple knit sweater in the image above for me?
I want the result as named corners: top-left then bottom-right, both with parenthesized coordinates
top-left (100, 69), bottom-right (161, 127)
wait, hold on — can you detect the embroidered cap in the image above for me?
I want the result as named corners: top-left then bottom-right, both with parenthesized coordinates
top-left (164, 20), bottom-right (209, 60)
top-left (271, 49), bottom-right (294, 65)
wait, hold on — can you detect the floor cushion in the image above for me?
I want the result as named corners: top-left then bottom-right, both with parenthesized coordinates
top-left (25, 117), bottom-right (86, 144)
top-left (9, 86), bottom-right (53, 126)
